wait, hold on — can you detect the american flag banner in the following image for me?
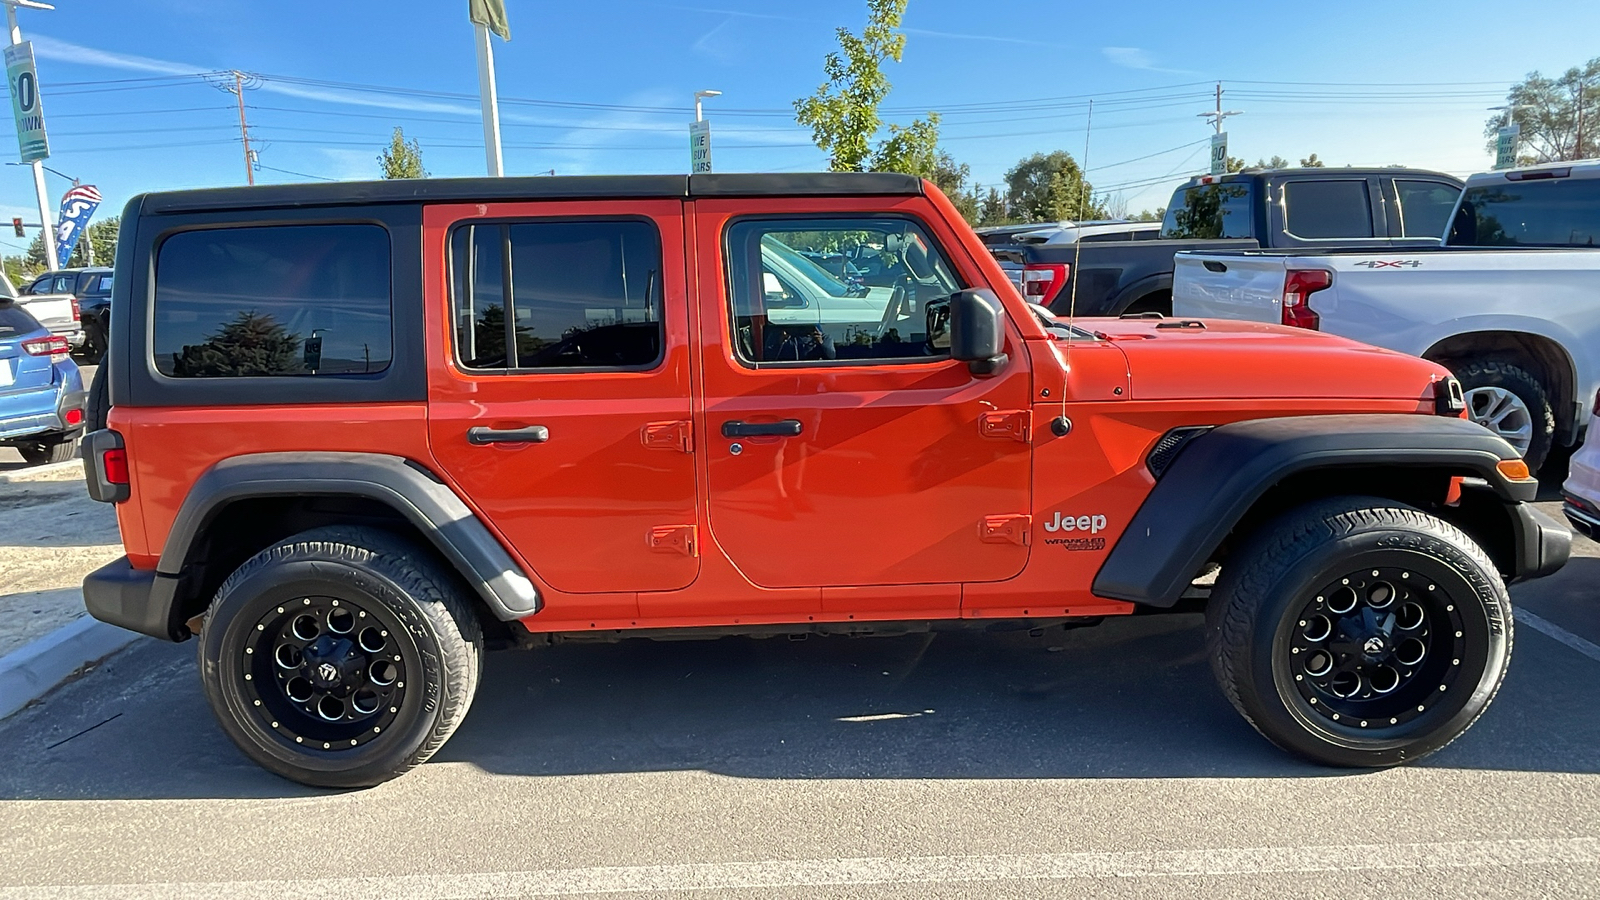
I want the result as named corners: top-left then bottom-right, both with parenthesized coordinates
top-left (54, 183), bottom-right (101, 268)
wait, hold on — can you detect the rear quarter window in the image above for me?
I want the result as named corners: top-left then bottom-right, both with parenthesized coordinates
top-left (1449, 178), bottom-right (1600, 247)
top-left (0, 304), bottom-right (39, 336)
top-left (152, 224), bottom-right (392, 378)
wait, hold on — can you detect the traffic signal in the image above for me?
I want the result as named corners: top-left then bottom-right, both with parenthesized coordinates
top-left (11, 218), bottom-right (21, 238)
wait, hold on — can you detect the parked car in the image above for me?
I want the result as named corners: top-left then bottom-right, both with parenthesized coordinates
top-left (7, 268), bottom-right (85, 353)
top-left (1563, 387), bottom-right (1600, 539)
top-left (997, 167), bottom-right (1463, 318)
top-left (1009, 220), bottom-right (1161, 246)
top-left (1172, 159), bottom-right (1600, 472)
top-left (20, 266), bottom-right (113, 362)
top-left (0, 298), bottom-right (86, 464)
top-left (81, 173), bottom-right (1567, 787)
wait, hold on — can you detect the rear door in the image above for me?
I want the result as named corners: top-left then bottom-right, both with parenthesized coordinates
top-left (424, 200), bottom-right (700, 601)
top-left (687, 197), bottom-right (1033, 606)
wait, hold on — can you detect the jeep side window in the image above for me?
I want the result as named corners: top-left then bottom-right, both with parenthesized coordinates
top-left (725, 217), bottom-right (963, 365)
top-left (152, 224), bottom-right (393, 378)
top-left (449, 219), bottom-right (663, 371)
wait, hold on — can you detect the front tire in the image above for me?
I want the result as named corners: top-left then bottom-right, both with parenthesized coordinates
top-left (199, 526), bottom-right (483, 788)
top-left (1207, 497), bottom-right (1511, 767)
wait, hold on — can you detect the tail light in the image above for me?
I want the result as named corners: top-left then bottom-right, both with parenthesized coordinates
top-left (1282, 269), bottom-right (1331, 330)
top-left (70, 296), bottom-right (80, 322)
top-left (21, 335), bottom-right (70, 362)
top-left (83, 430), bottom-right (129, 503)
top-left (1021, 263), bottom-right (1070, 308)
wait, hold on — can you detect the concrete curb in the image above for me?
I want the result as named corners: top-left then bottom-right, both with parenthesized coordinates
top-left (0, 614), bottom-right (139, 720)
top-left (0, 459), bottom-right (84, 484)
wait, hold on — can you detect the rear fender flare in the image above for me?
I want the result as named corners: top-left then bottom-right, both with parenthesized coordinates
top-left (160, 452), bottom-right (540, 622)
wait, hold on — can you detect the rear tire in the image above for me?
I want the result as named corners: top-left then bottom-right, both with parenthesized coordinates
top-left (199, 526), bottom-right (483, 788)
top-left (86, 363), bottom-right (109, 433)
top-left (1454, 359), bottom-right (1555, 472)
top-left (1207, 497), bottom-right (1511, 768)
top-left (16, 436), bottom-right (79, 465)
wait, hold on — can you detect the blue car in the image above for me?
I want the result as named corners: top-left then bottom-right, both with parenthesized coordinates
top-left (0, 299), bottom-right (86, 465)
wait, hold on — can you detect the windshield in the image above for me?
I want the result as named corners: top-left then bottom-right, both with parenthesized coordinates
top-left (1161, 182), bottom-right (1255, 239)
top-left (1449, 177), bottom-right (1600, 247)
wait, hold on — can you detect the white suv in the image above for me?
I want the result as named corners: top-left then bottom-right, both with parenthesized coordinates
top-left (1565, 387), bottom-right (1600, 540)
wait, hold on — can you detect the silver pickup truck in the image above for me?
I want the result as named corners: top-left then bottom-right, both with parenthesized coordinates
top-left (4, 269), bottom-right (83, 349)
top-left (1173, 160), bottom-right (1600, 471)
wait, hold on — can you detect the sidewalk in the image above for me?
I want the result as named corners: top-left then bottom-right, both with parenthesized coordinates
top-left (0, 459), bottom-right (122, 658)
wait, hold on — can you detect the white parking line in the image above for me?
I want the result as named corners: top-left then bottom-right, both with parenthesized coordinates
top-left (3, 837), bottom-right (1596, 899)
top-left (1516, 607), bottom-right (1600, 664)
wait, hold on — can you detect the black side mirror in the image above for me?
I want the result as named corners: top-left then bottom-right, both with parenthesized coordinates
top-left (949, 289), bottom-right (1007, 376)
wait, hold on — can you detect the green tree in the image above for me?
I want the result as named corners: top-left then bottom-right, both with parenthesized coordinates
top-left (379, 126), bottom-right (428, 179)
top-left (1299, 153), bottom-right (1326, 168)
top-left (1131, 208), bottom-right (1164, 223)
top-left (169, 310), bottom-right (303, 378)
top-left (930, 151), bottom-right (981, 225)
top-left (794, 0), bottom-right (941, 176)
top-left (1486, 59), bottom-right (1600, 163)
top-left (977, 187), bottom-right (1011, 226)
top-left (1004, 151), bottom-right (1104, 223)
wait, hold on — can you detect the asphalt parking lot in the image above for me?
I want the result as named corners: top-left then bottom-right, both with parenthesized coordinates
top-left (0, 486), bottom-right (1594, 898)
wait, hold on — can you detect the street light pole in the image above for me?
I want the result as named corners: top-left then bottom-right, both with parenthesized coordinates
top-left (3, 1), bottom-right (54, 266)
top-left (694, 89), bottom-right (720, 123)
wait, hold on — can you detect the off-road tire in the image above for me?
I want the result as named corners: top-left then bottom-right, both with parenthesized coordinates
top-left (1206, 497), bottom-right (1511, 768)
top-left (1454, 359), bottom-right (1555, 472)
top-left (16, 436), bottom-right (79, 465)
top-left (86, 363), bottom-right (109, 433)
top-left (199, 526), bottom-right (483, 788)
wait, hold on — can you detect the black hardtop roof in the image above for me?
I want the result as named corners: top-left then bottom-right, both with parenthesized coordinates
top-left (1183, 166), bottom-right (1461, 187)
top-left (137, 172), bottom-right (925, 215)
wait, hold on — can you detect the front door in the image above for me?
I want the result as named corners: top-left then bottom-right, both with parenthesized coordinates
top-left (424, 200), bottom-right (699, 599)
top-left (690, 200), bottom-right (1033, 597)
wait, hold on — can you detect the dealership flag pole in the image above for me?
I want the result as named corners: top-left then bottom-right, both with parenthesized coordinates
top-left (469, 0), bottom-right (509, 177)
top-left (3, 0), bottom-right (55, 266)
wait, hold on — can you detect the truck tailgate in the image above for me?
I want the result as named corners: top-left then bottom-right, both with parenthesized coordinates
top-left (1172, 253), bottom-right (1290, 324)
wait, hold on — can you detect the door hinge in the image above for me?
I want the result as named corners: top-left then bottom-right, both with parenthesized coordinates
top-left (980, 514), bottom-right (1031, 546)
top-left (647, 525), bottom-right (697, 557)
top-left (641, 420), bottom-right (694, 453)
top-left (980, 410), bottom-right (1031, 442)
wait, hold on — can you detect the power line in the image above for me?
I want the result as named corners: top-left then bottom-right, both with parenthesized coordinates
top-left (255, 162), bottom-right (335, 182)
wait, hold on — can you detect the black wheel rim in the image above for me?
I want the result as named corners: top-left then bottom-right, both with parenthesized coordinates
top-left (1283, 565), bottom-right (1468, 730)
top-left (238, 595), bottom-right (409, 751)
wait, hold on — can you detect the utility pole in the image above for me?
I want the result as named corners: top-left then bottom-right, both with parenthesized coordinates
top-left (1199, 81), bottom-right (1243, 135)
top-left (219, 70), bottom-right (256, 185)
top-left (1198, 82), bottom-right (1243, 176)
top-left (3, 0), bottom-right (55, 266)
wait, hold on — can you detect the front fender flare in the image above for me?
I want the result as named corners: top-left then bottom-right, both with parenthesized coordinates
top-left (1091, 414), bottom-right (1543, 608)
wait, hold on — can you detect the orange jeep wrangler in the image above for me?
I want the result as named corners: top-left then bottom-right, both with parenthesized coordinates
top-left (79, 173), bottom-right (1570, 787)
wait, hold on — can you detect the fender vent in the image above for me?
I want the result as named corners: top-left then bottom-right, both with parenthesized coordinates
top-left (1146, 426), bottom-right (1213, 479)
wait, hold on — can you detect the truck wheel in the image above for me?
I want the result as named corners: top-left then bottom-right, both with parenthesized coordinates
top-left (198, 526), bottom-right (483, 788)
top-left (16, 436), bottom-right (79, 465)
top-left (1455, 360), bottom-right (1554, 471)
top-left (1207, 497), bottom-right (1510, 768)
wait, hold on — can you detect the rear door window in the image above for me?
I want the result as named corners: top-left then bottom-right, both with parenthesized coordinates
top-left (1449, 177), bottom-right (1600, 247)
top-left (1395, 181), bottom-right (1461, 238)
top-left (449, 219), bottom-right (663, 371)
top-left (152, 224), bottom-right (392, 378)
top-left (1283, 180), bottom-right (1374, 239)
top-left (1162, 183), bottom-right (1254, 239)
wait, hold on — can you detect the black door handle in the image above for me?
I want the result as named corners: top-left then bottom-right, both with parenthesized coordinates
top-left (468, 425), bottom-right (550, 445)
top-left (721, 419), bottom-right (803, 438)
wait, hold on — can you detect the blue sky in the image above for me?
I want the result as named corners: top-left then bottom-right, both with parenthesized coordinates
top-left (3, 0), bottom-right (1600, 252)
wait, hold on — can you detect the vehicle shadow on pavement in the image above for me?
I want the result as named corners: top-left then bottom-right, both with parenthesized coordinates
top-left (2, 584), bottom-right (1596, 800)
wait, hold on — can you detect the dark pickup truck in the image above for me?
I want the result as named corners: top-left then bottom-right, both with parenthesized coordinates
top-left (993, 167), bottom-right (1462, 316)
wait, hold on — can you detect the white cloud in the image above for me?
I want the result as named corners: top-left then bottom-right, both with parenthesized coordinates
top-left (1102, 47), bottom-right (1156, 70)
